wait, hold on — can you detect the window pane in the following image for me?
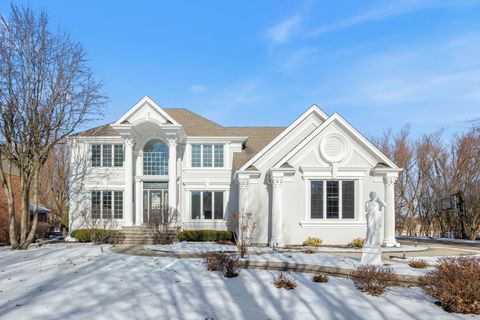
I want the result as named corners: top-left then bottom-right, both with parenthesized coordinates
top-left (114, 145), bottom-right (124, 167)
top-left (91, 191), bottom-right (101, 219)
top-left (143, 142), bottom-right (168, 175)
top-left (102, 191), bottom-right (112, 219)
top-left (114, 191), bottom-right (123, 219)
top-left (203, 145), bottom-right (212, 167)
top-left (102, 145), bottom-right (112, 167)
top-left (192, 144), bottom-right (201, 167)
top-left (342, 181), bottom-right (355, 219)
top-left (326, 181), bottom-right (339, 219)
top-left (214, 145), bottom-right (224, 167)
top-left (214, 192), bottom-right (223, 219)
top-left (311, 181), bottom-right (323, 219)
top-left (191, 191), bottom-right (201, 219)
top-left (92, 145), bottom-right (101, 167)
top-left (203, 191), bottom-right (212, 219)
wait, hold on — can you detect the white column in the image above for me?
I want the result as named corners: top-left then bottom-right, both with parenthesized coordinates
top-left (237, 176), bottom-right (249, 214)
top-left (167, 137), bottom-right (178, 210)
top-left (270, 172), bottom-right (284, 247)
top-left (382, 176), bottom-right (398, 247)
top-left (135, 151), bottom-right (143, 226)
top-left (124, 137), bottom-right (134, 226)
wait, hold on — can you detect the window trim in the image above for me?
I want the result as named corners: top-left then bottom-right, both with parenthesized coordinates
top-left (90, 190), bottom-right (124, 220)
top-left (190, 190), bottom-right (225, 220)
top-left (91, 144), bottom-right (124, 168)
top-left (308, 180), bottom-right (356, 220)
top-left (191, 144), bottom-right (224, 168)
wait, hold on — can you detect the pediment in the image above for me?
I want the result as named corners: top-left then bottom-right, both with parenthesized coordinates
top-left (114, 96), bottom-right (179, 127)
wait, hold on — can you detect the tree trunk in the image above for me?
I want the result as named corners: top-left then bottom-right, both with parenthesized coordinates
top-left (21, 168), bottom-right (40, 249)
top-left (3, 173), bottom-right (19, 248)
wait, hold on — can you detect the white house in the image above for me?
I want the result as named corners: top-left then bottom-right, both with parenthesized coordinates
top-left (69, 96), bottom-right (401, 246)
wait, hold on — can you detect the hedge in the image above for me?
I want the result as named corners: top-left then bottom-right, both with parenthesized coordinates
top-left (178, 230), bottom-right (233, 242)
top-left (70, 229), bottom-right (120, 244)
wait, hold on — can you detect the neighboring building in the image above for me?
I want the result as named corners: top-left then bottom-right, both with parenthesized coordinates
top-left (69, 96), bottom-right (401, 246)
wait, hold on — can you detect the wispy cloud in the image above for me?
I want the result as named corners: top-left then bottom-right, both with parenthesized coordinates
top-left (265, 14), bottom-right (301, 44)
top-left (191, 84), bottom-right (207, 93)
top-left (308, 0), bottom-right (480, 37)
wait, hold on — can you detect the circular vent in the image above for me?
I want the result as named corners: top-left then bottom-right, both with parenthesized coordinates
top-left (320, 134), bottom-right (347, 162)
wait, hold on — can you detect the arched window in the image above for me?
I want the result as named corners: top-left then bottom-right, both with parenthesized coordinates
top-left (143, 139), bottom-right (168, 175)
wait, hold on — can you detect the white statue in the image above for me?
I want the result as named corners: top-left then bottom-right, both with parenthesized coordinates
top-left (361, 191), bottom-right (386, 265)
top-left (364, 191), bottom-right (386, 247)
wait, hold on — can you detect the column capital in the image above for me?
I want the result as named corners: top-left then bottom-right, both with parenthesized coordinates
top-left (269, 171), bottom-right (283, 187)
top-left (383, 176), bottom-right (397, 187)
top-left (124, 136), bottom-right (135, 147)
top-left (237, 177), bottom-right (249, 189)
top-left (167, 137), bottom-right (178, 147)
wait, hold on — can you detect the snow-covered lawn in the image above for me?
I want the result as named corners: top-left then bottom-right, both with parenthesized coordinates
top-left (0, 244), bottom-right (475, 320)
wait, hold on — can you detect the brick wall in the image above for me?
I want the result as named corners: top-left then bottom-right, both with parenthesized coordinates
top-left (0, 175), bottom-right (22, 243)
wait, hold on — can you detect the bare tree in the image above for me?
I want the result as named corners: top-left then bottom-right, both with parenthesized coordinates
top-left (146, 205), bottom-right (180, 244)
top-left (228, 211), bottom-right (256, 258)
top-left (0, 5), bottom-right (104, 249)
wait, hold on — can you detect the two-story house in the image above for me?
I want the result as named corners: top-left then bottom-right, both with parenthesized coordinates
top-left (69, 96), bottom-right (401, 246)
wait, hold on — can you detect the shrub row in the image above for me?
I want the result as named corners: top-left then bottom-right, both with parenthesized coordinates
top-left (178, 230), bottom-right (233, 242)
top-left (70, 229), bottom-right (120, 244)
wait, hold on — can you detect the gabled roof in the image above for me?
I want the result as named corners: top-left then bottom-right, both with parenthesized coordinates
top-left (238, 105), bottom-right (329, 171)
top-left (163, 108), bottom-right (228, 136)
top-left (114, 96), bottom-right (180, 126)
top-left (274, 113), bottom-right (399, 169)
top-left (74, 124), bottom-right (120, 137)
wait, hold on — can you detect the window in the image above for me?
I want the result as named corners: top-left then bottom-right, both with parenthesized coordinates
top-left (191, 144), bottom-right (224, 168)
top-left (91, 144), bottom-right (123, 167)
top-left (114, 191), bottom-right (123, 219)
top-left (92, 145), bottom-right (101, 167)
top-left (191, 191), bottom-right (224, 220)
top-left (114, 145), bottom-right (124, 167)
top-left (143, 140), bottom-right (168, 175)
top-left (90, 191), bottom-right (123, 219)
top-left (214, 145), bottom-right (224, 167)
top-left (192, 145), bottom-right (201, 167)
top-left (310, 180), bottom-right (355, 219)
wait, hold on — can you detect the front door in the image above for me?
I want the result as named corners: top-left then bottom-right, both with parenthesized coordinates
top-left (143, 182), bottom-right (168, 223)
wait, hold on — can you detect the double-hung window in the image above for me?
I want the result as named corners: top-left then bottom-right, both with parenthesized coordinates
top-left (91, 144), bottom-right (124, 167)
top-left (191, 144), bottom-right (224, 168)
top-left (191, 191), bottom-right (224, 220)
top-left (310, 180), bottom-right (355, 219)
top-left (91, 191), bottom-right (123, 219)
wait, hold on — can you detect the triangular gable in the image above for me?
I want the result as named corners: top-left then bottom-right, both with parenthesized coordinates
top-left (114, 96), bottom-right (180, 126)
top-left (238, 105), bottom-right (329, 171)
top-left (274, 113), bottom-right (399, 169)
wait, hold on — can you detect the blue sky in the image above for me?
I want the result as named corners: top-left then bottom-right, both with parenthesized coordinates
top-left (2, 0), bottom-right (480, 137)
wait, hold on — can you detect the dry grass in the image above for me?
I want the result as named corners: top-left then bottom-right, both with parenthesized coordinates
top-left (313, 273), bottom-right (329, 283)
top-left (274, 272), bottom-right (297, 290)
top-left (409, 259), bottom-right (428, 269)
top-left (351, 265), bottom-right (399, 296)
top-left (302, 237), bottom-right (322, 247)
top-left (419, 257), bottom-right (480, 314)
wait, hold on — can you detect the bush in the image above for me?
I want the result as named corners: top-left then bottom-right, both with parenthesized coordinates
top-left (303, 248), bottom-right (316, 254)
top-left (350, 238), bottom-right (365, 248)
top-left (419, 257), bottom-right (480, 314)
top-left (70, 229), bottom-right (120, 244)
top-left (313, 273), bottom-right (329, 283)
top-left (204, 252), bottom-right (240, 278)
top-left (178, 230), bottom-right (233, 242)
top-left (351, 265), bottom-right (399, 296)
top-left (409, 259), bottom-right (428, 269)
top-left (274, 272), bottom-right (297, 290)
top-left (303, 236), bottom-right (322, 247)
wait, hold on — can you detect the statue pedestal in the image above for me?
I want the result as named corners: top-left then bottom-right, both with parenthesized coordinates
top-left (361, 246), bottom-right (382, 265)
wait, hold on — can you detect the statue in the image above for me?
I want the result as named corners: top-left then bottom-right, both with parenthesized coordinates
top-left (361, 191), bottom-right (386, 265)
top-left (365, 191), bottom-right (386, 247)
